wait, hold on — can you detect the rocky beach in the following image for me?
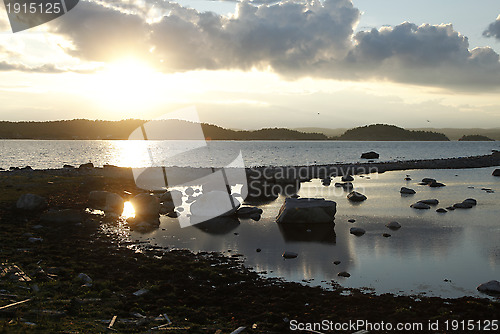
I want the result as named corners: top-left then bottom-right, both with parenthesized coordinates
top-left (1, 154), bottom-right (500, 333)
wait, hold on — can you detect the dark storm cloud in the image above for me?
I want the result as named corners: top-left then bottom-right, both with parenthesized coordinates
top-left (483, 15), bottom-right (500, 40)
top-left (48, 0), bottom-right (500, 89)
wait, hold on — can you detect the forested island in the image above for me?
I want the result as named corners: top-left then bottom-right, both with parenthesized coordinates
top-left (332, 124), bottom-right (449, 141)
top-left (0, 120), bottom-right (454, 141)
top-left (458, 135), bottom-right (495, 141)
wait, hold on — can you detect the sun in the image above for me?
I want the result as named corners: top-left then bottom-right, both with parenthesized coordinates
top-left (91, 58), bottom-right (165, 113)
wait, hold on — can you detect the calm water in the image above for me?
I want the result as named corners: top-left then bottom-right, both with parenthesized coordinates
top-left (2, 140), bottom-right (499, 298)
top-left (131, 167), bottom-right (500, 298)
top-left (0, 140), bottom-right (499, 169)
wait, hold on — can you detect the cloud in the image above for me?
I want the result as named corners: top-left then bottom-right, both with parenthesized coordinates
top-left (50, 0), bottom-right (151, 61)
top-left (340, 23), bottom-right (500, 88)
top-left (47, 0), bottom-right (500, 90)
top-left (483, 15), bottom-right (500, 40)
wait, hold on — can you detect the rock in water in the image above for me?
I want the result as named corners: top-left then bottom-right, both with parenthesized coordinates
top-left (282, 251), bottom-right (298, 259)
top-left (190, 191), bottom-right (240, 217)
top-left (276, 198), bottom-right (336, 224)
top-left (129, 194), bottom-right (161, 230)
top-left (16, 194), bottom-right (47, 211)
top-left (334, 182), bottom-right (353, 191)
top-left (453, 202), bottom-right (473, 209)
top-left (386, 221), bottom-right (401, 230)
top-left (492, 169), bottom-right (500, 177)
top-left (350, 227), bottom-right (366, 236)
top-left (462, 198), bottom-right (477, 206)
top-left (237, 206), bottom-right (263, 217)
top-left (436, 208), bottom-right (448, 213)
top-left (88, 191), bottom-right (124, 214)
top-left (477, 280), bottom-right (500, 294)
top-left (421, 178), bottom-right (436, 184)
top-left (338, 271), bottom-right (351, 277)
top-left (429, 181), bottom-right (446, 187)
top-left (400, 187), bottom-right (416, 194)
top-left (418, 199), bottom-right (439, 205)
top-left (341, 175), bottom-right (354, 182)
top-left (360, 151), bottom-right (379, 159)
top-left (411, 202), bottom-right (431, 209)
top-left (347, 191), bottom-right (367, 202)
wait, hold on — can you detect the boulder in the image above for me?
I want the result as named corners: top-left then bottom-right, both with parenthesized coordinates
top-left (421, 178), bottom-right (436, 184)
top-left (418, 199), bottom-right (439, 205)
top-left (40, 209), bottom-right (83, 224)
top-left (131, 193), bottom-right (160, 218)
top-left (350, 227), bottom-right (366, 236)
top-left (492, 169), bottom-right (500, 177)
top-left (190, 191), bottom-right (240, 218)
top-left (400, 187), bottom-right (416, 195)
top-left (159, 201), bottom-right (176, 215)
top-left (276, 198), bottom-right (336, 224)
top-left (360, 151), bottom-right (379, 159)
top-left (347, 191), bottom-right (367, 202)
top-left (462, 198), bottom-right (477, 206)
top-left (88, 191), bottom-right (124, 214)
top-left (159, 190), bottom-right (183, 204)
top-left (237, 206), bottom-right (263, 217)
top-left (429, 181), bottom-right (446, 187)
top-left (453, 202), bottom-right (473, 209)
top-left (436, 208), bottom-right (448, 213)
top-left (341, 175), bottom-right (354, 182)
top-left (477, 280), bottom-right (500, 294)
top-left (282, 251), bottom-right (298, 259)
top-left (411, 202), bottom-right (431, 209)
top-left (386, 221), bottom-right (401, 230)
top-left (16, 194), bottom-right (47, 211)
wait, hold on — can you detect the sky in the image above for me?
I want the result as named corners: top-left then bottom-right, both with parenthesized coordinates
top-left (1, 0), bottom-right (500, 129)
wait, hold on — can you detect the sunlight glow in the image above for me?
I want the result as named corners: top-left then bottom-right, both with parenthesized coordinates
top-left (91, 58), bottom-right (166, 113)
top-left (122, 201), bottom-right (136, 219)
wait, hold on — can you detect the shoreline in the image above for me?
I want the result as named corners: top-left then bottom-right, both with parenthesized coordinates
top-left (1, 154), bottom-right (499, 332)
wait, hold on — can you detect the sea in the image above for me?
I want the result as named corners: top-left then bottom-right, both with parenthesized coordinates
top-left (1, 140), bottom-right (500, 298)
top-left (0, 139), bottom-right (499, 169)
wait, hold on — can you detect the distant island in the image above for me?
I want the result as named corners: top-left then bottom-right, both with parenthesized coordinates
top-left (332, 124), bottom-right (449, 141)
top-left (0, 120), bottom-right (462, 141)
top-left (458, 135), bottom-right (495, 141)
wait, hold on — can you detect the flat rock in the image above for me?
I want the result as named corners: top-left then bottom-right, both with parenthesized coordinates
top-left (386, 221), bottom-right (401, 230)
top-left (190, 191), bottom-right (240, 218)
top-left (282, 251), bottom-right (298, 259)
top-left (237, 206), bottom-right (263, 217)
top-left (350, 227), bottom-right (366, 236)
top-left (334, 182), bottom-right (353, 190)
top-left (411, 202), bottom-right (431, 209)
top-left (382, 233), bottom-right (391, 237)
top-left (477, 280), bottom-right (500, 294)
top-left (338, 271), bottom-right (351, 277)
top-left (418, 199), bottom-right (439, 205)
top-left (276, 198), bottom-right (336, 224)
top-left (429, 181), bottom-right (446, 187)
top-left (400, 187), bottom-right (416, 194)
top-left (360, 151), bottom-right (379, 159)
top-left (421, 178), bottom-right (436, 184)
top-left (436, 208), bottom-right (448, 213)
top-left (347, 191), bottom-right (367, 202)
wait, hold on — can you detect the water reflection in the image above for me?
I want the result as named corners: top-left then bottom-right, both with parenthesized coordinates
top-left (278, 222), bottom-right (336, 244)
